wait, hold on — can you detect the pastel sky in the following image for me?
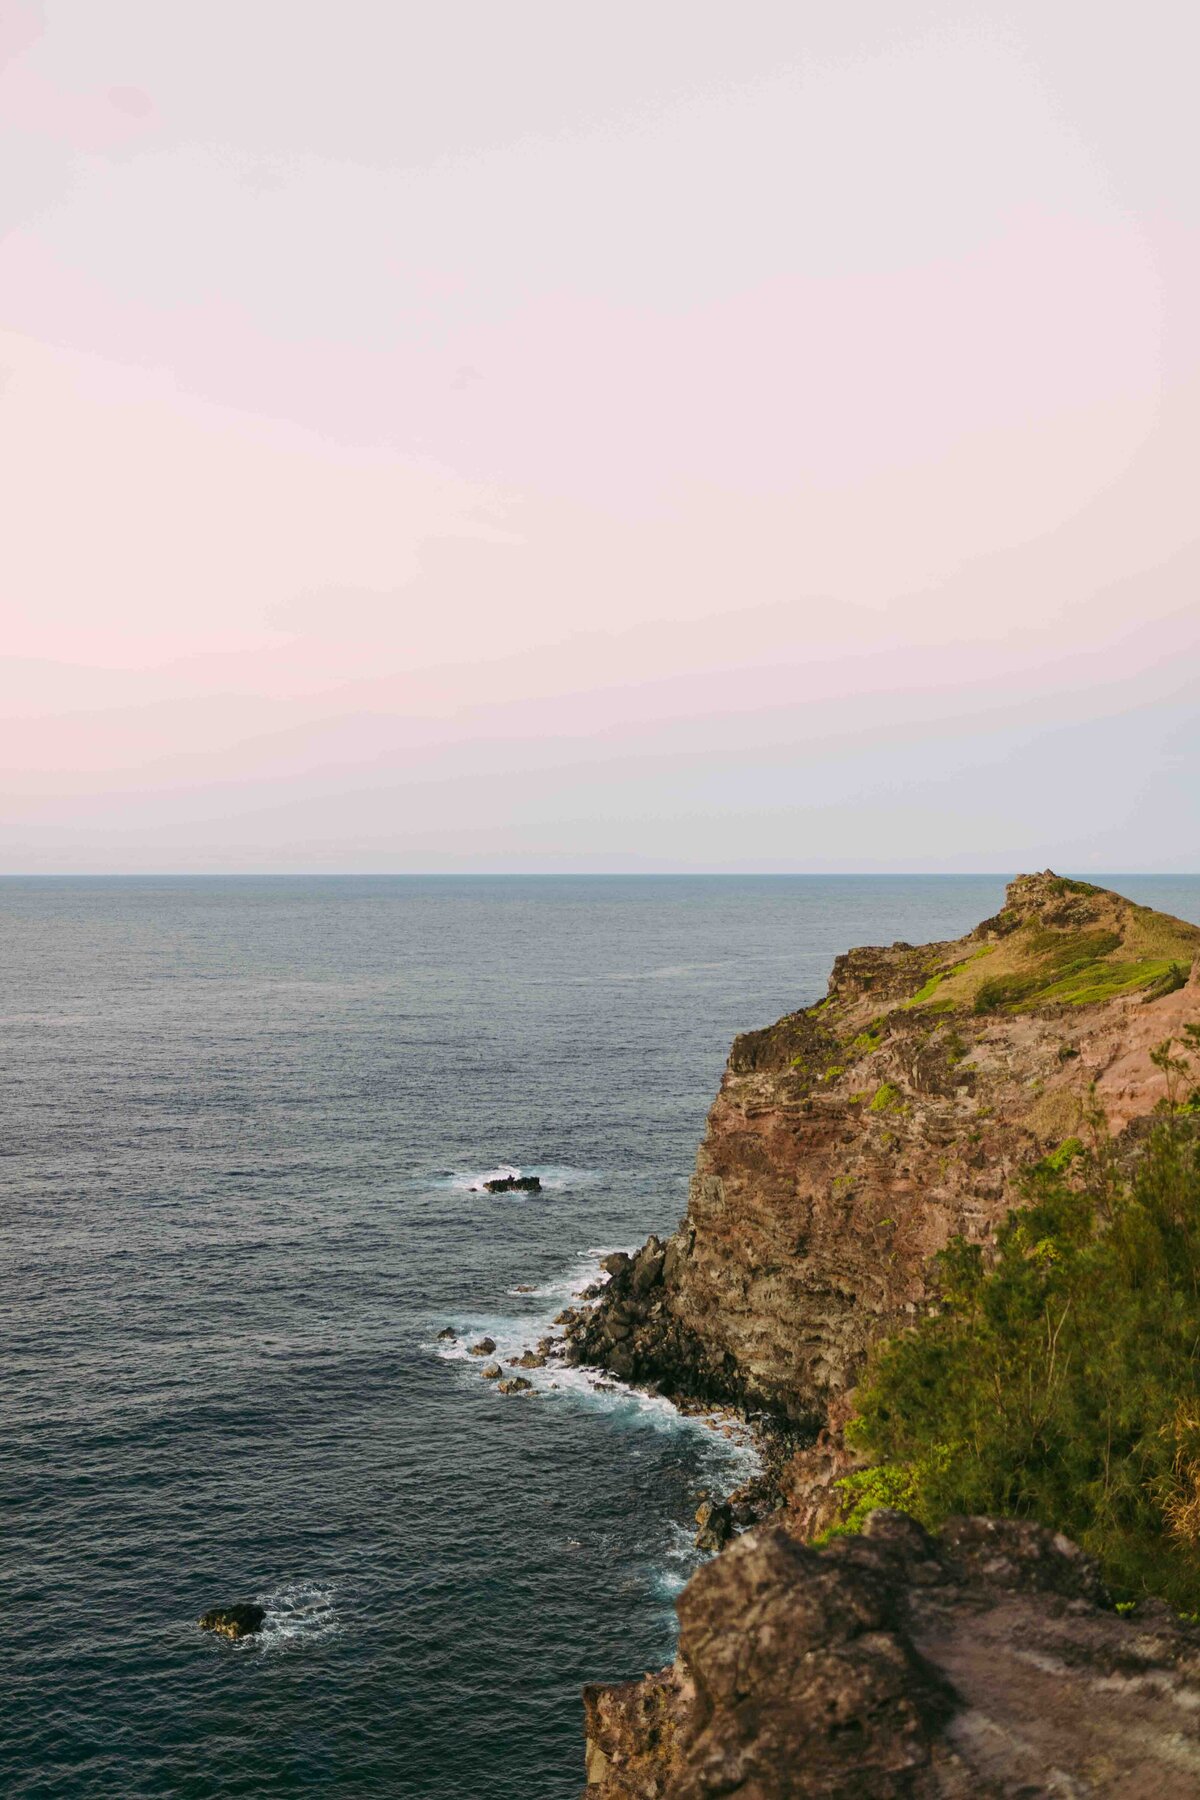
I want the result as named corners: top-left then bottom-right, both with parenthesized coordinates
top-left (3, 1), bottom-right (1197, 872)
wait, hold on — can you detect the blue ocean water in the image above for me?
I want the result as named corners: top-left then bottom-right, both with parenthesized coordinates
top-left (5, 873), bottom-right (1199, 1800)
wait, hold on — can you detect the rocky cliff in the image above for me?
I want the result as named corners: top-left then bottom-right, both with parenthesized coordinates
top-left (567, 873), bottom-right (1200, 1429)
top-left (572, 873), bottom-right (1200, 1795)
top-left (584, 1510), bottom-right (1200, 1798)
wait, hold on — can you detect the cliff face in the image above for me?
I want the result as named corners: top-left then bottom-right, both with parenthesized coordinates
top-left (574, 874), bottom-right (1200, 1797)
top-left (567, 873), bottom-right (1200, 1427)
top-left (583, 1510), bottom-right (1200, 1799)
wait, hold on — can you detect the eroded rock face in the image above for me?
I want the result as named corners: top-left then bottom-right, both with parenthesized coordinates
top-left (567, 874), bottom-right (1200, 1424)
top-left (583, 1511), bottom-right (1200, 1799)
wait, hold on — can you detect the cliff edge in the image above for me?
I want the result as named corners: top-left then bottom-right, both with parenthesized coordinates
top-left (584, 1510), bottom-right (1200, 1798)
top-left (567, 873), bottom-right (1200, 1428)
top-left (573, 874), bottom-right (1200, 1794)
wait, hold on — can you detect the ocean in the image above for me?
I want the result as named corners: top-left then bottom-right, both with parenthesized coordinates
top-left (6, 873), bottom-right (1199, 1799)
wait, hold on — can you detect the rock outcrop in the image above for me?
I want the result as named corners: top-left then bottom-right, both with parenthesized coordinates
top-left (583, 1510), bottom-right (1200, 1798)
top-left (575, 875), bottom-right (1200, 1794)
top-left (198, 1603), bottom-right (265, 1640)
top-left (567, 874), bottom-right (1200, 1427)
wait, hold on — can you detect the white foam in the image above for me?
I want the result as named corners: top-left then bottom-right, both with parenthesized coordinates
top-left (431, 1247), bottom-right (762, 1479)
top-left (439, 1164), bottom-right (602, 1195)
top-left (251, 1580), bottom-right (340, 1653)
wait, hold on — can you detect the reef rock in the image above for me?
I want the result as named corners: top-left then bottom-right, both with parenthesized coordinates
top-left (567, 874), bottom-right (1200, 1425)
top-left (485, 1175), bottom-right (542, 1194)
top-left (198, 1603), bottom-right (265, 1641)
top-left (583, 1510), bottom-right (1200, 1798)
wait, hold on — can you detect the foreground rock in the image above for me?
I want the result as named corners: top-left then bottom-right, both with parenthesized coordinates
top-left (583, 1510), bottom-right (1200, 1798)
top-left (568, 874), bottom-right (1200, 1426)
top-left (198, 1603), bottom-right (265, 1641)
top-left (468, 1337), bottom-right (497, 1357)
top-left (484, 1175), bottom-right (542, 1194)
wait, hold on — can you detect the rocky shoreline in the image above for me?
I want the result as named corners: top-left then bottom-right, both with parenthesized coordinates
top-left (570, 873), bottom-right (1200, 1796)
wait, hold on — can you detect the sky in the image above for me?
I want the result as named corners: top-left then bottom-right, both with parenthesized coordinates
top-left (2, 1), bottom-right (1197, 872)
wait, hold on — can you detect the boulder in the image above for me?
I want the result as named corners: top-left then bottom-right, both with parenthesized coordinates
top-left (481, 1362), bottom-right (503, 1380)
top-left (436, 1327), bottom-right (457, 1341)
top-left (694, 1498), bottom-right (734, 1553)
top-left (484, 1175), bottom-right (542, 1194)
top-left (582, 1512), bottom-right (1200, 1798)
top-left (509, 1351), bottom-right (547, 1369)
top-left (468, 1337), bottom-right (497, 1356)
top-left (198, 1603), bottom-right (265, 1641)
top-left (497, 1376), bottom-right (535, 1395)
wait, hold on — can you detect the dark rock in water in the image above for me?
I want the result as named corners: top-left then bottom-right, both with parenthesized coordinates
top-left (468, 1337), bottom-right (497, 1356)
top-left (509, 1350), bottom-right (546, 1369)
top-left (497, 1376), bottom-right (535, 1395)
top-left (480, 1362), bottom-right (503, 1380)
top-left (436, 1327), bottom-right (457, 1341)
top-left (693, 1498), bottom-right (733, 1553)
top-left (484, 1175), bottom-right (542, 1194)
top-left (198, 1603), bottom-right (265, 1641)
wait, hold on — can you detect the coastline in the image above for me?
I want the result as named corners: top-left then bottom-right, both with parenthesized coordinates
top-left (571, 874), bottom-right (1200, 1796)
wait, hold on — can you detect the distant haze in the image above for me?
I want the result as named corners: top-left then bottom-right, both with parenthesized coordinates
top-left (2, 1), bottom-right (1197, 872)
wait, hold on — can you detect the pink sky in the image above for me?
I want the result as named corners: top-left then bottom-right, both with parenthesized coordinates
top-left (2, 2), bottom-right (1197, 870)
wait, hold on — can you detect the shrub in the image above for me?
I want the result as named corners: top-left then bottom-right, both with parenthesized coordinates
top-left (847, 1039), bottom-right (1200, 1607)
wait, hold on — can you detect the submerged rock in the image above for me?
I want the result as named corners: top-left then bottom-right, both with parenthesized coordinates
top-left (436, 1327), bottom-right (457, 1341)
top-left (468, 1338), bottom-right (496, 1357)
top-left (484, 1175), bottom-right (542, 1194)
top-left (198, 1603), bottom-right (265, 1641)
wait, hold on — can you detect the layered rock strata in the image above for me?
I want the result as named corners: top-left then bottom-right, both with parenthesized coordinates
top-left (583, 1510), bottom-right (1200, 1798)
top-left (567, 873), bottom-right (1200, 1428)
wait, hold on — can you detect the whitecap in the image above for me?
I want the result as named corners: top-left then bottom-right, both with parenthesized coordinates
top-left (431, 1246), bottom-right (761, 1481)
top-left (252, 1580), bottom-right (340, 1653)
top-left (433, 1164), bottom-right (603, 1195)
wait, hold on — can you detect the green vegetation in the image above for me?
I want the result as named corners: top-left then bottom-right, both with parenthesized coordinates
top-left (847, 1019), bottom-right (886, 1057)
top-left (869, 1082), bottom-right (903, 1114)
top-left (900, 880), bottom-right (1198, 1016)
top-left (1143, 963), bottom-right (1190, 1004)
top-left (908, 972), bottom-right (945, 1006)
top-left (973, 927), bottom-right (1122, 1012)
top-left (845, 1030), bottom-right (1200, 1608)
top-left (1048, 877), bottom-right (1103, 899)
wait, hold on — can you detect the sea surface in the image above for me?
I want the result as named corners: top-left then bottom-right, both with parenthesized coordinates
top-left (5, 873), bottom-right (1199, 1800)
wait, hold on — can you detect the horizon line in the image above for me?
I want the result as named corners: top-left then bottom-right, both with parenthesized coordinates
top-left (1, 869), bottom-right (1198, 881)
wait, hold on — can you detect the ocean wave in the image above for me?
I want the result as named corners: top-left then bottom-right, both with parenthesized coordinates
top-left (431, 1247), bottom-right (762, 1477)
top-left (435, 1164), bottom-right (603, 1195)
top-left (252, 1581), bottom-right (340, 1653)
